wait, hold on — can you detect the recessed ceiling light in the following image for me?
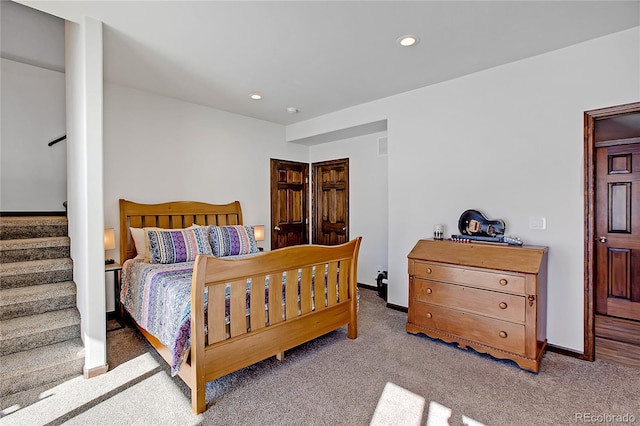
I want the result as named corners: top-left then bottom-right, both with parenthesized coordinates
top-left (397, 35), bottom-right (419, 47)
top-left (250, 93), bottom-right (262, 100)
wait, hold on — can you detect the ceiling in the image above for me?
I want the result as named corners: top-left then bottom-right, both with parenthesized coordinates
top-left (595, 112), bottom-right (640, 142)
top-left (18, 1), bottom-right (640, 126)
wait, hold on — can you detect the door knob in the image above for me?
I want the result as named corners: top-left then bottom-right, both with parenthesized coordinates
top-left (599, 236), bottom-right (607, 243)
top-left (274, 226), bottom-right (281, 231)
top-left (342, 226), bottom-right (347, 231)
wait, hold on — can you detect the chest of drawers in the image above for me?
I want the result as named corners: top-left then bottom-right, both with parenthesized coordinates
top-left (406, 239), bottom-right (548, 372)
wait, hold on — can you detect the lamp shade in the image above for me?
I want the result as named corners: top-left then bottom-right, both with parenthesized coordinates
top-left (253, 225), bottom-right (265, 242)
top-left (104, 228), bottom-right (116, 251)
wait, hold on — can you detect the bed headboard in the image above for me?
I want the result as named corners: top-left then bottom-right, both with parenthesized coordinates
top-left (118, 199), bottom-right (244, 264)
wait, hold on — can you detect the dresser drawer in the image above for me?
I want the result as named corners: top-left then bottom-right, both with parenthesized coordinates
top-left (413, 302), bottom-right (525, 354)
top-left (414, 278), bottom-right (526, 323)
top-left (412, 261), bottom-right (525, 295)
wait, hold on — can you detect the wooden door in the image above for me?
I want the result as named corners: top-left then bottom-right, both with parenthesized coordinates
top-left (270, 159), bottom-right (308, 250)
top-left (595, 142), bottom-right (640, 321)
top-left (312, 158), bottom-right (349, 245)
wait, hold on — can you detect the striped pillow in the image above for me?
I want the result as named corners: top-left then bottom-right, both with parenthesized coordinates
top-left (209, 225), bottom-right (258, 257)
top-left (146, 227), bottom-right (212, 264)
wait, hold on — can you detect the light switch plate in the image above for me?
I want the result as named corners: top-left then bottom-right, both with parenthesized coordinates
top-left (529, 216), bottom-right (546, 230)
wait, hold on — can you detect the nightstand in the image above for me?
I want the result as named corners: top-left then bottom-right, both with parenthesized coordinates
top-left (105, 262), bottom-right (123, 325)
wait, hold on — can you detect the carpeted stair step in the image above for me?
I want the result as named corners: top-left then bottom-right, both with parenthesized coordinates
top-left (0, 236), bottom-right (70, 263)
top-left (0, 281), bottom-right (77, 321)
top-left (0, 258), bottom-right (73, 290)
top-left (0, 308), bottom-right (80, 356)
top-left (0, 216), bottom-right (67, 240)
top-left (0, 338), bottom-right (84, 398)
top-left (0, 215), bottom-right (84, 405)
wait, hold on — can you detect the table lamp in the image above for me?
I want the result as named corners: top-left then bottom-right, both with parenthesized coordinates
top-left (253, 225), bottom-right (265, 251)
top-left (104, 228), bottom-right (116, 265)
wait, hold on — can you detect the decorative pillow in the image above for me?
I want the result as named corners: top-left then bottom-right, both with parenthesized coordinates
top-left (129, 227), bottom-right (147, 260)
top-left (146, 227), bottom-right (213, 264)
top-left (130, 226), bottom-right (199, 261)
top-left (209, 225), bottom-right (258, 257)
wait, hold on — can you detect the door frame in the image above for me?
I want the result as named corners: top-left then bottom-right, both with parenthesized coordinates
top-left (583, 101), bottom-right (640, 361)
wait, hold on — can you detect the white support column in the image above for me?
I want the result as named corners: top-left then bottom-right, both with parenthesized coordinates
top-left (65, 16), bottom-right (107, 377)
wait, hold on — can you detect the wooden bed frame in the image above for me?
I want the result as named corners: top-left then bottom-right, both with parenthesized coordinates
top-left (119, 199), bottom-right (361, 414)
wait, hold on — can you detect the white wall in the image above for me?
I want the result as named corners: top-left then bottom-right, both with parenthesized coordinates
top-left (102, 84), bottom-right (388, 300)
top-left (0, 1), bottom-right (66, 212)
top-left (286, 27), bottom-right (640, 353)
top-left (1, 59), bottom-right (66, 211)
top-left (102, 83), bottom-right (309, 262)
top-left (309, 132), bottom-right (388, 287)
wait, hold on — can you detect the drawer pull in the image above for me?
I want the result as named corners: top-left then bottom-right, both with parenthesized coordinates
top-left (426, 268), bottom-right (433, 274)
top-left (499, 279), bottom-right (508, 286)
top-left (499, 331), bottom-right (508, 338)
top-left (426, 288), bottom-right (433, 294)
top-left (499, 302), bottom-right (508, 310)
top-left (426, 312), bottom-right (432, 319)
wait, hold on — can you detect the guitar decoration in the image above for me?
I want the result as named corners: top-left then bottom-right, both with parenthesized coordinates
top-left (451, 234), bottom-right (523, 246)
top-left (454, 209), bottom-right (523, 245)
top-left (458, 209), bottom-right (506, 237)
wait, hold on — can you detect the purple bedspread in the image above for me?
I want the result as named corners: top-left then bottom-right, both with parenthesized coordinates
top-left (121, 259), bottom-right (198, 375)
top-left (121, 258), bottom-right (357, 376)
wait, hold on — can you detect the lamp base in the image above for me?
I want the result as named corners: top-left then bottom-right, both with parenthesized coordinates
top-left (105, 259), bottom-right (115, 265)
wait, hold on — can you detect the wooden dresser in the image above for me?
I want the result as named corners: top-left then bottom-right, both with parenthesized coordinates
top-left (406, 239), bottom-right (548, 372)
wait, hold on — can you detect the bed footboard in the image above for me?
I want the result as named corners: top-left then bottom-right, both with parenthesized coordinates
top-left (189, 237), bottom-right (361, 414)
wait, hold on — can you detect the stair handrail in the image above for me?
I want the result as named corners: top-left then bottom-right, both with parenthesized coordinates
top-left (48, 135), bottom-right (66, 147)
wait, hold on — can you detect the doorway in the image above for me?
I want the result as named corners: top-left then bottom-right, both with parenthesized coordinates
top-left (584, 102), bottom-right (640, 367)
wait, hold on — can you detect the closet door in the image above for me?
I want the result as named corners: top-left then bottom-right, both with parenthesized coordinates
top-left (312, 158), bottom-right (349, 245)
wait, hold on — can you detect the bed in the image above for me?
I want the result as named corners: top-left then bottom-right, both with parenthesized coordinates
top-left (118, 199), bottom-right (362, 414)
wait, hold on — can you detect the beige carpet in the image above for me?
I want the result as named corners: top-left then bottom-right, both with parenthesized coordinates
top-left (1, 288), bottom-right (638, 425)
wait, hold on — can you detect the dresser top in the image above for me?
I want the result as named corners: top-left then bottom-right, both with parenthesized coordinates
top-left (408, 239), bottom-right (548, 274)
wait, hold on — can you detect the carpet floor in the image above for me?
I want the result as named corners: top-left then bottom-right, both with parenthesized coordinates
top-left (1, 288), bottom-right (638, 425)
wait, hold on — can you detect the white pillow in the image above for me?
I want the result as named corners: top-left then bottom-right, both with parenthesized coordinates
top-left (129, 227), bottom-right (147, 260)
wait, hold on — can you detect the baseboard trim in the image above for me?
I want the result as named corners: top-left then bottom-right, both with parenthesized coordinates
top-left (0, 211), bottom-right (66, 217)
top-left (374, 296), bottom-right (589, 358)
top-left (546, 344), bottom-right (589, 360)
top-left (357, 283), bottom-right (377, 291)
top-left (360, 289), bottom-right (592, 356)
top-left (84, 364), bottom-right (109, 379)
top-left (386, 302), bottom-right (408, 313)
top-left (357, 294), bottom-right (604, 363)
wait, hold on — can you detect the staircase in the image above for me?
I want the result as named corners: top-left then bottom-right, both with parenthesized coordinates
top-left (0, 216), bottom-right (84, 409)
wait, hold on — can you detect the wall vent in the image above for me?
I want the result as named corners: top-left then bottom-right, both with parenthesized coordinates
top-left (378, 137), bottom-right (388, 156)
